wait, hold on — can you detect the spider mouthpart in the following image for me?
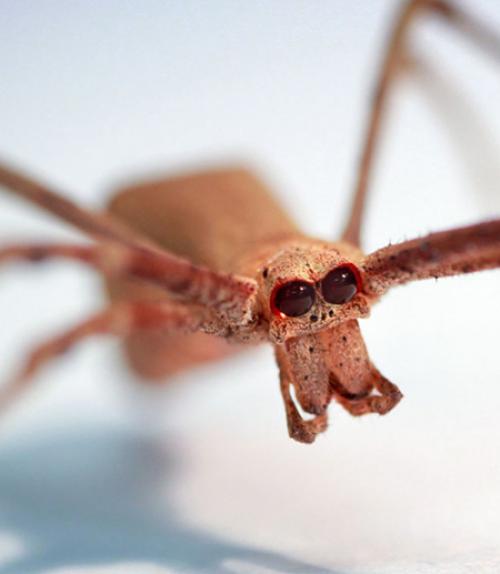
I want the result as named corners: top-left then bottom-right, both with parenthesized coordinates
top-left (273, 280), bottom-right (315, 317)
top-left (321, 265), bottom-right (358, 304)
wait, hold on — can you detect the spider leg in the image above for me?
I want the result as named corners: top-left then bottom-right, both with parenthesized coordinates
top-left (0, 243), bottom-right (104, 267)
top-left (0, 161), bottom-right (149, 248)
top-left (332, 368), bottom-right (403, 417)
top-left (0, 300), bottom-right (204, 415)
top-left (0, 163), bottom-right (258, 323)
top-left (342, 0), bottom-right (500, 247)
top-left (0, 240), bottom-right (257, 325)
top-left (362, 218), bottom-right (500, 295)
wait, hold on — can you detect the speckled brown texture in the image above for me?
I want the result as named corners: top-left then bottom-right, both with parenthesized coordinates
top-left (362, 220), bottom-right (500, 295)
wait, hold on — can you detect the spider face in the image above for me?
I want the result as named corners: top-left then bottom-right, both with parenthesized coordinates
top-left (259, 241), bottom-right (371, 343)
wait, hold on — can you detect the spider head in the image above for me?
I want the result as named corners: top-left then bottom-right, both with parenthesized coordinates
top-left (258, 241), bottom-right (372, 343)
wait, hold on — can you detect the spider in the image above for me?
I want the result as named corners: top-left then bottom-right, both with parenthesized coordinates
top-left (0, 0), bottom-right (499, 443)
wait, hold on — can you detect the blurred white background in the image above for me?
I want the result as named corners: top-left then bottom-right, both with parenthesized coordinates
top-left (0, 1), bottom-right (500, 573)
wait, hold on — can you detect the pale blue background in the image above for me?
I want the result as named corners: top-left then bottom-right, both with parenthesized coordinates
top-left (0, 1), bottom-right (500, 573)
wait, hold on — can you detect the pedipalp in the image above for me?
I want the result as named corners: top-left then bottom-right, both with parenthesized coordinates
top-left (331, 368), bottom-right (403, 417)
top-left (276, 345), bottom-right (328, 444)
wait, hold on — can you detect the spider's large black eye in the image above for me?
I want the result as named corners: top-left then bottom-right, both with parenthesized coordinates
top-left (321, 266), bottom-right (358, 304)
top-left (273, 281), bottom-right (315, 317)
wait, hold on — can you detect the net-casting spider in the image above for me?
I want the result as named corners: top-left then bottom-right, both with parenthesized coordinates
top-left (0, 0), bottom-right (499, 443)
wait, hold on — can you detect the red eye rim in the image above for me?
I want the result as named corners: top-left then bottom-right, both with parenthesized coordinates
top-left (347, 262), bottom-right (363, 292)
top-left (270, 278), bottom-right (316, 318)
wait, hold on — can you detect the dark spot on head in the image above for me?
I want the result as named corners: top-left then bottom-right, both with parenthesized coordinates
top-left (339, 362), bottom-right (343, 367)
top-left (310, 314), bottom-right (318, 323)
top-left (342, 336), bottom-right (347, 343)
top-left (309, 346), bottom-right (314, 353)
top-left (262, 268), bottom-right (268, 278)
top-left (304, 375), bottom-right (309, 381)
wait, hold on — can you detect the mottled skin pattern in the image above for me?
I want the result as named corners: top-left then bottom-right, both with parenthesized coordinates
top-left (0, 0), bottom-right (499, 443)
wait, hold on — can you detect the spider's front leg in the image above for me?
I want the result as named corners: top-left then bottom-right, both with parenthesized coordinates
top-left (0, 241), bottom-right (258, 327)
top-left (362, 219), bottom-right (500, 295)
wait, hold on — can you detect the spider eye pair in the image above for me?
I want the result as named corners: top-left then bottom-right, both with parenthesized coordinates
top-left (272, 266), bottom-right (359, 318)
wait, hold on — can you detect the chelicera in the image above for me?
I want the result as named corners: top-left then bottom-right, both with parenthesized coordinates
top-left (0, 0), bottom-right (499, 444)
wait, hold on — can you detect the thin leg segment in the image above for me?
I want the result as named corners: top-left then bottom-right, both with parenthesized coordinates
top-left (362, 218), bottom-right (500, 295)
top-left (0, 239), bottom-right (257, 325)
top-left (0, 301), bottom-right (204, 415)
top-left (0, 243), bottom-right (98, 267)
top-left (0, 161), bottom-right (148, 248)
top-left (341, 0), bottom-right (500, 247)
top-left (0, 163), bottom-right (257, 322)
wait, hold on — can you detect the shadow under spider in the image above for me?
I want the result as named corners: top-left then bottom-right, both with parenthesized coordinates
top-left (0, 423), bottom-right (337, 574)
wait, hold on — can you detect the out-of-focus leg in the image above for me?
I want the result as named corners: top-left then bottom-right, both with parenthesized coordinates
top-left (0, 300), bottom-right (204, 415)
top-left (342, 0), bottom-right (500, 247)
